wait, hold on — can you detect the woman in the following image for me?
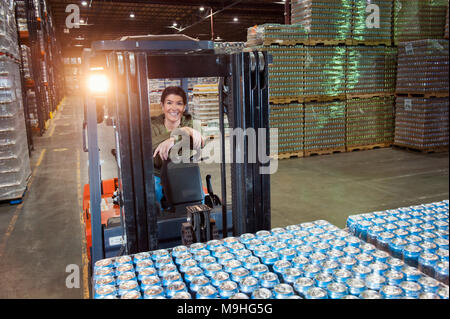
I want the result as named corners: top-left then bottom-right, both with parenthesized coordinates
top-left (151, 86), bottom-right (204, 204)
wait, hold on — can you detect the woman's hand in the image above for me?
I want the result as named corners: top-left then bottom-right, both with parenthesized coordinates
top-left (153, 137), bottom-right (175, 161)
top-left (181, 127), bottom-right (204, 149)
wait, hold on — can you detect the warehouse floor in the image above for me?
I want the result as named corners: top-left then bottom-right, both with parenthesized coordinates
top-left (0, 95), bottom-right (448, 298)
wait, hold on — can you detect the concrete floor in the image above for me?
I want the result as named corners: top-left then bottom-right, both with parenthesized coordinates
top-left (0, 95), bottom-right (448, 298)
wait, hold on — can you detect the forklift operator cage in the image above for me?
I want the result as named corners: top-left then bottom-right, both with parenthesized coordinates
top-left (84, 39), bottom-right (271, 265)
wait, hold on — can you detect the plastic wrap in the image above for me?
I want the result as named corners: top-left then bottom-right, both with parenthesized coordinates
top-left (347, 46), bottom-right (398, 95)
top-left (396, 39), bottom-right (449, 94)
top-left (214, 42), bottom-right (245, 54)
top-left (246, 24), bottom-right (308, 47)
top-left (0, 57), bottom-right (32, 200)
top-left (394, 97), bottom-right (449, 150)
top-left (445, 4), bottom-right (449, 39)
top-left (346, 96), bottom-right (395, 147)
top-left (352, 0), bottom-right (392, 44)
top-left (394, 0), bottom-right (448, 45)
top-left (0, 0), bottom-right (20, 59)
top-left (15, 0), bottom-right (28, 33)
top-left (304, 46), bottom-right (346, 97)
top-left (269, 103), bottom-right (304, 153)
top-left (291, 0), bottom-right (352, 42)
top-left (304, 100), bottom-right (346, 151)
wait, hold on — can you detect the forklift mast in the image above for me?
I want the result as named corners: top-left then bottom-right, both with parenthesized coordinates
top-left (83, 38), bottom-right (271, 266)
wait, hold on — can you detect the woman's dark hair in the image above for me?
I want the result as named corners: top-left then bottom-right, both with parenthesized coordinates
top-left (160, 86), bottom-right (187, 105)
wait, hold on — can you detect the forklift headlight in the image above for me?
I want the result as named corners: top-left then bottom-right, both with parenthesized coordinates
top-left (88, 74), bottom-right (109, 94)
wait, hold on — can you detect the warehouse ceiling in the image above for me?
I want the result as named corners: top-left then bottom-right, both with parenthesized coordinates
top-left (47, 0), bottom-right (286, 56)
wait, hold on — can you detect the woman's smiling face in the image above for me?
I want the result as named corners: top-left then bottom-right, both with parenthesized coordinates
top-left (162, 94), bottom-right (185, 122)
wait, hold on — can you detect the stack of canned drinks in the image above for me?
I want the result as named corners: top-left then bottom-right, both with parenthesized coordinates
top-left (347, 200), bottom-right (449, 287)
top-left (93, 216), bottom-right (449, 299)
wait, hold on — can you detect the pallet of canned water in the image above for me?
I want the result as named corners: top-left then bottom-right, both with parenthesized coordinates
top-left (246, 24), bottom-right (308, 47)
top-left (291, 0), bottom-right (353, 45)
top-left (93, 218), bottom-right (448, 299)
top-left (304, 100), bottom-right (346, 157)
top-left (345, 96), bottom-right (395, 151)
top-left (346, 46), bottom-right (397, 98)
top-left (346, 200), bottom-right (449, 286)
top-left (394, 0), bottom-right (448, 45)
top-left (351, 0), bottom-right (392, 46)
top-left (0, 0), bottom-right (20, 60)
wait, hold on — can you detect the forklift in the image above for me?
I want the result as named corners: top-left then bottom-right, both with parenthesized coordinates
top-left (82, 36), bottom-right (272, 280)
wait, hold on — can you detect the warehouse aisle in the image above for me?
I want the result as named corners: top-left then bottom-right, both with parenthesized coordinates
top-left (0, 96), bottom-right (86, 298)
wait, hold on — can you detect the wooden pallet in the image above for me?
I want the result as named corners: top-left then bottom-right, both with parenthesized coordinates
top-left (351, 40), bottom-right (392, 47)
top-left (395, 92), bottom-right (449, 99)
top-left (308, 39), bottom-right (352, 46)
top-left (304, 147), bottom-right (346, 157)
top-left (346, 143), bottom-right (392, 152)
top-left (263, 39), bottom-right (309, 46)
top-left (275, 151), bottom-right (304, 160)
top-left (393, 144), bottom-right (449, 154)
top-left (303, 95), bottom-right (346, 103)
top-left (270, 96), bottom-right (303, 104)
top-left (346, 92), bottom-right (392, 100)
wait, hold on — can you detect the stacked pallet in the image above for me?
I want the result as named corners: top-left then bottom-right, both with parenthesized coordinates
top-left (446, 4), bottom-right (449, 39)
top-left (269, 103), bottom-right (304, 158)
top-left (246, 24), bottom-right (308, 47)
top-left (0, 0), bottom-right (20, 60)
top-left (394, 0), bottom-right (448, 45)
top-left (304, 100), bottom-right (346, 156)
top-left (394, 97), bottom-right (449, 150)
top-left (192, 84), bottom-right (223, 139)
top-left (291, 0), bottom-right (352, 45)
top-left (352, 0), bottom-right (393, 45)
top-left (346, 46), bottom-right (397, 97)
top-left (396, 39), bottom-right (449, 95)
top-left (304, 46), bottom-right (347, 100)
top-left (346, 96), bottom-right (395, 150)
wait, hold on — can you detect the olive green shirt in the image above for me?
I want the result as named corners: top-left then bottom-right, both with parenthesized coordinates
top-left (151, 113), bottom-right (193, 176)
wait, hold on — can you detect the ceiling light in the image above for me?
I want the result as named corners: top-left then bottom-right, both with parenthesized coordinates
top-left (74, 44), bottom-right (84, 47)
top-left (81, 1), bottom-right (88, 6)
top-left (75, 36), bottom-right (85, 40)
top-left (130, 13), bottom-right (135, 18)
top-left (173, 22), bottom-right (177, 27)
top-left (233, 17), bottom-right (238, 22)
top-left (199, 6), bottom-right (205, 11)
top-left (80, 19), bottom-right (85, 24)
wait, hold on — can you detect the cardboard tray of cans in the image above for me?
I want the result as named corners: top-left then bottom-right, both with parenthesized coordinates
top-left (346, 200), bottom-right (449, 289)
top-left (93, 212), bottom-right (449, 299)
top-left (269, 103), bottom-right (304, 155)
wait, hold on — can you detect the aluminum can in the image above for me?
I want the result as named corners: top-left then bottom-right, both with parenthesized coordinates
top-left (217, 252), bottom-right (235, 265)
top-left (405, 235), bottom-right (423, 245)
top-left (319, 233), bottom-right (336, 243)
top-left (204, 263), bottom-right (223, 278)
top-left (260, 272), bottom-right (280, 289)
top-left (210, 271), bottom-right (230, 287)
top-left (94, 275), bottom-right (115, 291)
top-left (251, 288), bottom-right (273, 299)
top-left (342, 295), bottom-right (359, 299)
top-left (399, 281), bottom-right (422, 298)
top-left (140, 275), bottom-right (161, 291)
top-left (194, 249), bottom-right (211, 262)
top-left (435, 261), bottom-right (449, 285)
top-left (419, 292), bottom-right (440, 299)
top-left (304, 287), bottom-right (327, 299)
top-left (327, 249), bottom-right (345, 261)
top-left (407, 226), bottom-right (423, 236)
top-left (384, 270), bottom-right (405, 286)
top-left (242, 256), bottom-right (261, 270)
top-left (158, 263), bottom-right (178, 278)
top-left (120, 290), bottom-right (142, 299)
top-left (174, 252), bottom-right (193, 267)
top-left (395, 220), bottom-right (411, 229)
top-left (151, 249), bottom-right (170, 261)
top-left (321, 260), bottom-right (340, 274)
top-left (389, 238), bottom-right (408, 259)
top-left (435, 239), bottom-right (449, 251)
top-left (355, 220), bottom-right (372, 241)
top-left (118, 280), bottom-right (140, 296)
top-left (296, 245), bottom-right (314, 257)
top-left (137, 267), bottom-right (157, 282)
top-left (179, 259), bottom-right (198, 274)
top-left (420, 223), bottom-right (436, 233)
top-left (369, 262), bottom-right (389, 276)
top-left (261, 252), bottom-right (280, 266)
top-left (94, 285), bottom-right (117, 299)
top-left (334, 230), bottom-right (350, 240)
top-left (308, 227), bottom-right (325, 237)
top-left (333, 268), bottom-right (352, 284)
top-left (352, 265), bottom-right (371, 280)
top-left (94, 258), bottom-right (114, 270)
top-left (246, 239), bottom-right (263, 251)
top-left (115, 256), bottom-right (133, 267)
top-left (154, 256), bottom-right (173, 269)
top-left (360, 243), bottom-right (377, 254)
top-left (314, 219), bottom-right (330, 227)
top-left (196, 285), bottom-right (218, 299)
top-left (355, 253), bottom-right (374, 266)
top-left (218, 280), bottom-right (239, 298)
top-left (309, 252), bottom-right (327, 265)
top-left (189, 243), bottom-right (206, 254)
top-left (345, 278), bottom-right (365, 296)
top-left (346, 215), bottom-right (364, 231)
top-left (303, 236), bottom-right (320, 247)
top-left (229, 242), bottom-right (246, 254)
top-left (435, 220), bottom-right (449, 231)
top-left (279, 248), bottom-right (297, 261)
top-left (199, 256), bottom-right (217, 270)
top-left (287, 239), bottom-right (303, 250)
top-left (222, 237), bottom-right (240, 248)
top-left (135, 260), bottom-right (154, 272)
top-left (273, 260), bottom-right (292, 275)
top-left (371, 218), bottom-right (386, 226)
top-left (239, 276), bottom-right (259, 294)
top-left (206, 240), bottom-right (222, 252)
top-left (380, 285), bottom-right (404, 299)
top-left (299, 222), bottom-right (315, 230)
top-left (418, 252), bottom-right (439, 277)
top-left (323, 225), bottom-right (341, 233)
top-left (436, 230), bottom-right (449, 240)
top-left (254, 245), bottom-right (271, 258)
top-left (270, 241), bottom-right (288, 253)
top-left (314, 272), bottom-right (333, 288)
top-left (162, 272), bottom-right (183, 287)
top-left (255, 230), bottom-right (271, 240)
top-left (345, 235), bottom-right (361, 248)
top-left (273, 283), bottom-right (295, 299)
top-left (234, 249), bottom-right (253, 261)
top-left (377, 232), bottom-right (395, 251)
top-left (285, 225), bottom-right (301, 233)
top-left (302, 263), bottom-right (321, 278)
top-left (365, 274), bottom-right (386, 290)
top-left (211, 245), bottom-right (229, 258)
top-left (231, 267), bottom-right (250, 283)
top-left (239, 233), bottom-right (256, 245)
top-left (171, 292), bottom-right (192, 299)
top-left (229, 293), bottom-right (249, 299)
top-left (292, 230), bottom-right (310, 240)
top-left (338, 256), bottom-right (357, 270)
top-left (171, 246), bottom-right (189, 258)
top-left (263, 236), bottom-right (278, 247)
top-left (359, 290), bottom-right (382, 299)
top-left (418, 277), bottom-right (440, 294)
top-left (294, 277), bottom-right (314, 296)
top-left (402, 266), bottom-right (422, 282)
top-left (184, 266), bottom-right (204, 283)
top-left (292, 256), bottom-right (310, 269)
top-left (403, 244), bottom-right (423, 267)
top-left (383, 223), bottom-right (398, 233)
top-left (115, 263), bottom-right (134, 276)
top-left (166, 281), bottom-right (188, 298)
top-left (437, 285), bottom-right (449, 299)
top-left (327, 282), bottom-right (347, 299)
top-left (393, 228), bottom-right (409, 239)
top-left (367, 226), bottom-right (384, 245)
top-left (251, 264), bottom-right (269, 278)
top-left (313, 242), bottom-right (331, 254)
top-left (189, 275), bottom-right (210, 293)
top-left (282, 268), bottom-right (302, 284)
top-left (343, 246), bottom-right (361, 257)
top-left (223, 259), bottom-right (243, 273)
top-left (116, 272), bottom-right (137, 285)
top-left (371, 250), bottom-right (390, 263)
